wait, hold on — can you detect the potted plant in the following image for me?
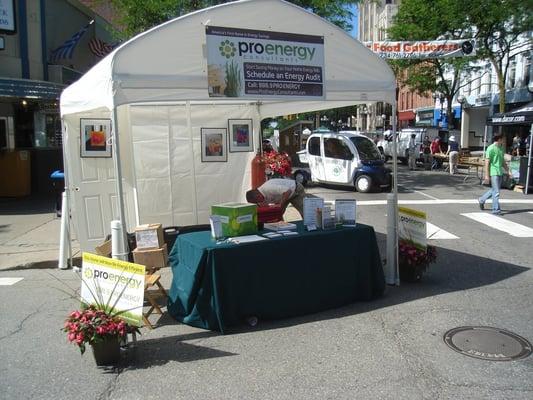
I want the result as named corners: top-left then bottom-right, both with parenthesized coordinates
top-left (398, 241), bottom-right (437, 282)
top-left (63, 304), bottom-right (139, 366)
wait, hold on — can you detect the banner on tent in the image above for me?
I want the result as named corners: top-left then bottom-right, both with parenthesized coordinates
top-left (206, 26), bottom-right (325, 99)
top-left (365, 40), bottom-right (475, 59)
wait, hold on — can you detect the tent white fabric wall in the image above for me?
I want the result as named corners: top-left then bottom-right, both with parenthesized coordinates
top-left (60, 0), bottom-right (397, 255)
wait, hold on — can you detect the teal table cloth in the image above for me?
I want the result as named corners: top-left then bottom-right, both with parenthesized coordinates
top-left (167, 223), bottom-right (385, 333)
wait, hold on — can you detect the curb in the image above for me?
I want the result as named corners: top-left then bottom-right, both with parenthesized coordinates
top-left (2, 257), bottom-right (82, 272)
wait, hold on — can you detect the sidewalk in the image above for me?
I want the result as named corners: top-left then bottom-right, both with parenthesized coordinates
top-left (0, 195), bottom-right (80, 271)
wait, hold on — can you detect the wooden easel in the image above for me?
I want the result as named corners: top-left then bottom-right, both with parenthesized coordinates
top-left (143, 273), bottom-right (168, 329)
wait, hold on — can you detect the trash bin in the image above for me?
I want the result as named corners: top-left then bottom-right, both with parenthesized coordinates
top-left (50, 170), bottom-right (64, 216)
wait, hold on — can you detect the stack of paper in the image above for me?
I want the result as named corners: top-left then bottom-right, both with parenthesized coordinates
top-left (264, 221), bottom-right (297, 231)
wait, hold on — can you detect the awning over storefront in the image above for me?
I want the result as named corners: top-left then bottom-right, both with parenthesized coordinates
top-left (487, 102), bottom-right (533, 126)
top-left (415, 107), bottom-right (434, 126)
top-left (0, 78), bottom-right (65, 100)
top-left (434, 105), bottom-right (461, 128)
top-left (398, 110), bottom-right (415, 121)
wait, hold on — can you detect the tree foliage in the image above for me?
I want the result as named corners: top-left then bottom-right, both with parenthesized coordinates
top-left (388, 0), bottom-right (476, 129)
top-left (105, 0), bottom-right (357, 38)
top-left (465, 0), bottom-right (533, 112)
top-left (389, 0), bottom-right (533, 122)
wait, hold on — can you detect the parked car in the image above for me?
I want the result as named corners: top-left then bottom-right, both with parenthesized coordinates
top-left (377, 128), bottom-right (432, 164)
top-left (292, 130), bottom-right (392, 192)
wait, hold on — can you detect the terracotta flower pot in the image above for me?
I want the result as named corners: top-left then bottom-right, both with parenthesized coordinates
top-left (91, 336), bottom-right (121, 366)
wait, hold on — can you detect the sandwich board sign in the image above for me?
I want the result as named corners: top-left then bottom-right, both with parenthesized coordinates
top-left (398, 207), bottom-right (427, 250)
top-left (81, 253), bottom-right (145, 326)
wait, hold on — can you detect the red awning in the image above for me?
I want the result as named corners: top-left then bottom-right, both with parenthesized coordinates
top-left (398, 110), bottom-right (415, 121)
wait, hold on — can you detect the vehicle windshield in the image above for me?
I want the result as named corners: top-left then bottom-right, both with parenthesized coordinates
top-left (350, 137), bottom-right (382, 160)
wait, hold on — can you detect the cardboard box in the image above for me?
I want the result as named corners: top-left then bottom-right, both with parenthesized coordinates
top-left (133, 244), bottom-right (168, 272)
top-left (135, 223), bottom-right (164, 250)
top-left (94, 239), bottom-right (112, 257)
top-left (211, 202), bottom-right (257, 237)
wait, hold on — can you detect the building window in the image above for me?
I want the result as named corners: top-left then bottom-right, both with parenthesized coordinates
top-left (507, 57), bottom-right (516, 89)
top-left (523, 52), bottom-right (531, 87)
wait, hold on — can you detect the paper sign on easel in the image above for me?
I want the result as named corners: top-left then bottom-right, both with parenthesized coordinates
top-left (398, 207), bottom-right (427, 250)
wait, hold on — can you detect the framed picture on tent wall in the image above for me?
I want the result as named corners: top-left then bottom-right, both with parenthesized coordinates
top-left (80, 119), bottom-right (112, 158)
top-left (201, 128), bottom-right (228, 162)
top-left (228, 119), bottom-right (253, 152)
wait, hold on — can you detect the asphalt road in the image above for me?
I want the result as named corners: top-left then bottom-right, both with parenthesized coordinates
top-left (1, 164), bottom-right (532, 400)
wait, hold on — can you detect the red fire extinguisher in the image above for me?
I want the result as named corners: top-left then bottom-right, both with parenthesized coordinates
top-left (251, 147), bottom-right (266, 189)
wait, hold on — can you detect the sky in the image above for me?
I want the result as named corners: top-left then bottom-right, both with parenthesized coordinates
top-left (350, 4), bottom-right (358, 38)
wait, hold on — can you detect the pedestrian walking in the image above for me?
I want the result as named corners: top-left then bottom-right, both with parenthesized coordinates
top-left (446, 136), bottom-right (459, 175)
top-left (478, 135), bottom-right (512, 215)
top-left (408, 133), bottom-right (417, 170)
top-left (421, 135), bottom-right (432, 170)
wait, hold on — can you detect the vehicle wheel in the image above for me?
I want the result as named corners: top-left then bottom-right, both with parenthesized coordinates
top-left (294, 171), bottom-right (308, 186)
top-left (355, 175), bottom-right (372, 193)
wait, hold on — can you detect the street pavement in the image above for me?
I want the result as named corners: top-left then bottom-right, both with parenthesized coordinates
top-left (1, 165), bottom-right (532, 400)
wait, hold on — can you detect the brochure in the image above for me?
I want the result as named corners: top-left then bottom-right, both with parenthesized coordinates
top-left (209, 215), bottom-right (223, 239)
top-left (303, 197), bottom-right (324, 227)
top-left (335, 199), bottom-right (357, 226)
top-left (321, 205), bottom-right (335, 230)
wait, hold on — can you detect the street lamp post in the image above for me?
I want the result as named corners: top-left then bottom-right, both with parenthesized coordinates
top-left (457, 95), bottom-right (469, 149)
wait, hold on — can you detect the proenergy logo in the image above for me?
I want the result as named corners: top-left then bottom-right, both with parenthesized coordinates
top-left (238, 41), bottom-right (316, 61)
top-left (219, 39), bottom-right (316, 61)
top-left (219, 40), bottom-right (236, 58)
top-left (83, 266), bottom-right (142, 289)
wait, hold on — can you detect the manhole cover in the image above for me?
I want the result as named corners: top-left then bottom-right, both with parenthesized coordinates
top-left (444, 326), bottom-right (532, 361)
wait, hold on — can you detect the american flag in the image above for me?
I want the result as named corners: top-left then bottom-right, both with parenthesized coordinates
top-left (49, 20), bottom-right (94, 62)
top-left (88, 37), bottom-right (115, 58)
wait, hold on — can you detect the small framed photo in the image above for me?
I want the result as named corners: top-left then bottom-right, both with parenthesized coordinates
top-left (228, 119), bottom-right (253, 152)
top-left (201, 128), bottom-right (227, 162)
top-left (80, 119), bottom-right (112, 158)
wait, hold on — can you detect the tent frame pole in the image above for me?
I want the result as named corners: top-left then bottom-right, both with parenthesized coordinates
top-left (385, 100), bottom-right (399, 285)
top-left (526, 124), bottom-right (532, 195)
top-left (111, 105), bottom-right (129, 259)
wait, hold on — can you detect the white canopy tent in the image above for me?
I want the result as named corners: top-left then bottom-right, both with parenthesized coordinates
top-left (60, 0), bottom-right (399, 281)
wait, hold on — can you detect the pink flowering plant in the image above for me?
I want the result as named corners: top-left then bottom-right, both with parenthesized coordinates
top-left (63, 304), bottom-right (139, 354)
top-left (398, 240), bottom-right (437, 271)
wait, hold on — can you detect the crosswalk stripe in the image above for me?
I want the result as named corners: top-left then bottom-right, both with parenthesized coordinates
top-left (427, 222), bottom-right (459, 239)
top-left (354, 199), bottom-right (533, 206)
top-left (0, 277), bottom-right (24, 286)
top-left (461, 212), bottom-right (533, 238)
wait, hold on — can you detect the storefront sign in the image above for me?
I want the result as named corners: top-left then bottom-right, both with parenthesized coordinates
top-left (0, 0), bottom-right (15, 33)
top-left (81, 253), bottom-right (145, 326)
top-left (206, 26), bottom-right (325, 99)
top-left (398, 206), bottom-right (427, 250)
top-left (365, 40), bottom-right (475, 59)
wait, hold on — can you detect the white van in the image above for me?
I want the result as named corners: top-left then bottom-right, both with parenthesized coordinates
top-left (292, 130), bottom-right (392, 193)
top-left (377, 128), bottom-right (433, 164)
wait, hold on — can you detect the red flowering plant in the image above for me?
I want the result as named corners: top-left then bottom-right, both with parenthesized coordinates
top-left (262, 150), bottom-right (292, 178)
top-left (63, 304), bottom-right (138, 354)
top-left (62, 267), bottom-right (141, 355)
top-left (398, 240), bottom-right (437, 272)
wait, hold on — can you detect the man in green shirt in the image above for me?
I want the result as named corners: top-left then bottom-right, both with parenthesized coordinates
top-left (478, 135), bottom-right (512, 215)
